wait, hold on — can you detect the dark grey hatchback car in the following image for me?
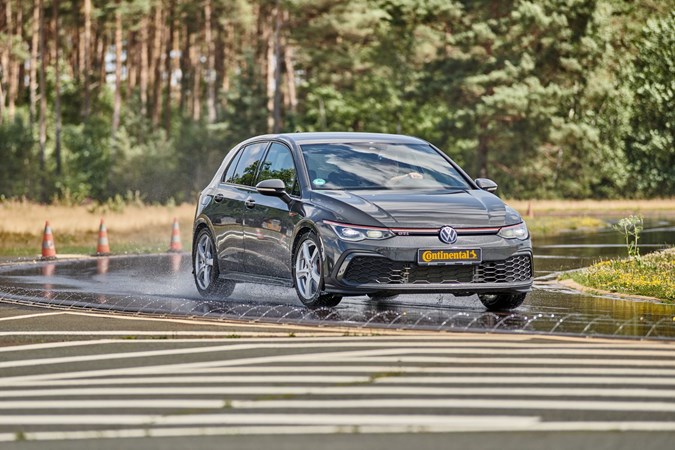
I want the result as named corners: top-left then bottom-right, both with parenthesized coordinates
top-left (192, 132), bottom-right (533, 310)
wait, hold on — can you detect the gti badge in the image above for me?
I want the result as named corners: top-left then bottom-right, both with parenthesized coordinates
top-left (439, 226), bottom-right (458, 244)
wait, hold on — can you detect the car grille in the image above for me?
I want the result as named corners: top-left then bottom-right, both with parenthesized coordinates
top-left (342, 254), bottom-right (532, 285)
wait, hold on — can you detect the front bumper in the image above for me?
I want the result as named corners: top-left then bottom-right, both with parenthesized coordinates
top-left (318, 223), bottom-right (533, 296)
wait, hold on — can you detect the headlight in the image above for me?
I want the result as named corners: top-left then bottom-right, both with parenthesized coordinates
top-left (498, 222), bottom-right (529, 240)
top-left (325, 220), bottom-right (395, 241)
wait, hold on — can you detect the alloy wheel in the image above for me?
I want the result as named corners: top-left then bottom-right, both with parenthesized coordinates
top-left (195, 233), bottom-right (215, 291)
top-left (295, 239), bottom-right (321, 300)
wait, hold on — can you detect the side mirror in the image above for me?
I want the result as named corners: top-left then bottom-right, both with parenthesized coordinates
top-left (475, 178), bottom-right (498, 193)
top-left (256, 179), bottom-right (291, 203)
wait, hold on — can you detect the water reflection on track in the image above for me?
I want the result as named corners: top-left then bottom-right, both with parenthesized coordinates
top-left (1, 252), bottom-right (674, 339)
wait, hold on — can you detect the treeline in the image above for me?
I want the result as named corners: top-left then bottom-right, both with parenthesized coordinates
top-left (0, 0), bottom-right (673, 203)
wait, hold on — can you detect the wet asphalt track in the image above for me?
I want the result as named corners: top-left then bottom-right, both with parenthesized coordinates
top-left (1, 218), bottom-right (673, 340)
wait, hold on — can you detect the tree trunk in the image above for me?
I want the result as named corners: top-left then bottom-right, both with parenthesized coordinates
top-left (261, 4), bottom-right (275, 132)
top-left (82, 0), bottom-right (91, 119)
top-left (7, 0), bottom-right (20, 120)
top-left (204, 0), bottom-right (216, 123)
top-left (191, 9), bottom-right (202, 121)
top-left (38, 0), bottom-right (47, 201)
top-left (151, 5), bottom-right (164, 126)
top-left (126, 30), bottom-right (136, 92)
top-left (192, 38), bottom-right (201, 121)
top-left (179, 21), bottom-right (190, 115)
top-left (476, 124), bottom-right (489, 179)
top-left (219, 19), bottom-right (231, 109)
top-left (3, 0), bottom-right (13, 121)
top-left (283, 35), bottom-right (297, 115)
top-left (112, 2), bottom-right (122, 138)
top-left (163, 0), bottom-right (175, 131)
top-left (53, 0), bottom-right (62, 175)
top-left (139, 15), bottom-right (148, 116)
top-left (272, 4), bottom-right (282, 133)
top-left (98, 33), bottom-right (107, 96)
top-left (29, 0), bottom-right (38, 127)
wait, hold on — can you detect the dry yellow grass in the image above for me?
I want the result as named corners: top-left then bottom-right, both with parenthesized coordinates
top-left (507, 199), bottom-right (675, 216)
top-left (0, 200), bottom-right (196, 257)
top-left (0, 201), bottom-right (195, 235)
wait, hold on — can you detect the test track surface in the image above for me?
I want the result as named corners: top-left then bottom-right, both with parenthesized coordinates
top-left (1, 254), bottom-right (675, 339)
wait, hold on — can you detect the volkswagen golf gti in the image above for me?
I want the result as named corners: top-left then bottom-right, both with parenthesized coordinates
top-left (192, 132), bottom-right (533, 310)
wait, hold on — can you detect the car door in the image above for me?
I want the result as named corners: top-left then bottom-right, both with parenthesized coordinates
top-left (211, 141), bottom-right (268, 274)
top-left (243, 141), bottom-right (301, 280)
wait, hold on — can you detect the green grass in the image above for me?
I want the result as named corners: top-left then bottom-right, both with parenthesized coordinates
top-left (563, 248), bottom-right (675, 302)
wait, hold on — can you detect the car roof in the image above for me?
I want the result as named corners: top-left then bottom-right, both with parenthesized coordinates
top-left (245, 132), bottom-right (428, 146)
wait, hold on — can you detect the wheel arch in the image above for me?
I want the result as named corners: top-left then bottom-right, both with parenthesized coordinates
top-left (192, 218), bottom-right (215, 260)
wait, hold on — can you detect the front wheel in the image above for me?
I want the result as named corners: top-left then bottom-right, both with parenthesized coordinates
top-left (193, 229), bottom-right (235, 299)
top-left (293, 232), bottom-right (342, 309)
top-left (478, 293), bottom-right (526, 311)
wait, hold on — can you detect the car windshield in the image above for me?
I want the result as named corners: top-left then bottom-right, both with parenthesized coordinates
top-left (300, 142), bottom-right (472, 190)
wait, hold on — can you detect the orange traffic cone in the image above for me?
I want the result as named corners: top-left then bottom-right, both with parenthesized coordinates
top-left (95, 218), bottom-right (111, 256)
top-left (168, 218), bottom-right (183, 252)
top-left (526, 201), bottom-right (534, 218)
top-left (41, 221), bottom-right (57, 260)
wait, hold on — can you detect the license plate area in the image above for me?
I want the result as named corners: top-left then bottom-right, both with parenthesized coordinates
top-left (417, 248), bottom-right (482, 266)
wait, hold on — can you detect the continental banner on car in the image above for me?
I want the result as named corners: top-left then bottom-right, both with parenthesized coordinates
top-left (417, 248), bottom-right (482, 265)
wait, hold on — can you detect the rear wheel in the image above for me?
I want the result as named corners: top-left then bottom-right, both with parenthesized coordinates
top-left (478, 293), bottom-right (526, 311)
top-left (193, 229), bottom-right (235, 299)
top-left (293, 232), bottom-right (342, 309)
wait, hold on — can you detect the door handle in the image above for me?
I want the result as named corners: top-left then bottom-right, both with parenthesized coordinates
top-left (245, 198), bottom-right (256, 209)
top-left (214, 194), bottom-right (225, 203)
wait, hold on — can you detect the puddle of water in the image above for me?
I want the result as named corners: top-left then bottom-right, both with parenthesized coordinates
top-left (532, 217), bottom-right (673, 275)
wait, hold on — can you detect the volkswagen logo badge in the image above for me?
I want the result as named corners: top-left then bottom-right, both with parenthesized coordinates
top-left (439, 226), bottom-right (458, 244)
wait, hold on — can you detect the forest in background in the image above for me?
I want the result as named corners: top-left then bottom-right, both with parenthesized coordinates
top-left (0, 0), bottom-right (673, 204)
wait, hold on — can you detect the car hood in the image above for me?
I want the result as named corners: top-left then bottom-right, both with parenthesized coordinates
top-left (312, 189), bottom-right (519, 228)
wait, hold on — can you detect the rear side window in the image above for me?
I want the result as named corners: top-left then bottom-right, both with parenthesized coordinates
top-left (258, 142), bottom-right (299, 195)
top-left (222, 149), bottom-right (243, 183)
top-left (226, 142), bottom-right (268, 186)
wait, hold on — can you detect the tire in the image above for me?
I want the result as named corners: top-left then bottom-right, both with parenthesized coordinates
top-left (478, 293), bottom-right (527, 311)
top-left (293, 232), bottom-right (342, 309)
top-left (193, 228), bottom-right (235, 299)
top-left (367, 292), bottom-right (400, 301)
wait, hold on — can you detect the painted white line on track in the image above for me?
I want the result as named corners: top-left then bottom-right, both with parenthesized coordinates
top-left (6, 364), bottom-right (675, 386)
top-left (0, 413), bottom-right (539, 427)
top-left (2, 343), bottom-right (674, 370)
top-left (0, 331), bottom-right (345, 339)
top-left (376, 376), bottom-right (675, 386)
top-left (8, 374), bottom-right (675, 387)
top-left (6, 348), bottom-right (675, 385)
top-left (335, 356), bottom-right (675, 367)
top-left (227, 398), bottom-right (675, 413)
top-left (192, 365), bottom-right (675, 377)
top-left (0, 335), bottom-right (672, 352)
top-left (6, 375), bottom-right (373, 386)
top-left (0, 399), bottom-right (225, 409)
top-left (2, 386), bottom-right (675, 400)
top-left (0, 348), bottom-right (418, 383)
top-left (6, 421), bottom-right (675, 442)
top-left (0, 312), bottom-right (66, 322)
top-left (0, 339), bottom-right (122, 354)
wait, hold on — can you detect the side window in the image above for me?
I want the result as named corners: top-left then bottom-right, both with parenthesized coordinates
top-left (258, 142), bottom-right (299, 195)
top-left (227, 142), bottom-right (268, 186)
top-left (222, 148), bottom-right (243, 183)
